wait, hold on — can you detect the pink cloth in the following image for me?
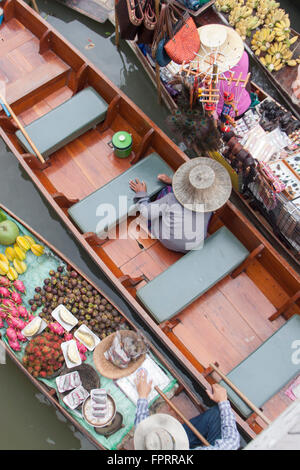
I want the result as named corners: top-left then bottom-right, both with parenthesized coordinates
top-left (217, 51), bottom-right (251, 118)
top-left (285, 375), bottom-right (300, 401)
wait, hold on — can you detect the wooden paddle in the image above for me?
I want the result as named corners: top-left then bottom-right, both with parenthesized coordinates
top-left (209, 363), bottom-right (272, 425)
top-left (0, 91), bottom-right (46, 164)
top-left (154, 386), bottom-right (210, 447)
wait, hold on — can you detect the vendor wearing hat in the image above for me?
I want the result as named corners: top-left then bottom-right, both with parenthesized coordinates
top-left (129, 158), bottom-right (231, 253)
top-left (133, 371), bottom-right (240, 450)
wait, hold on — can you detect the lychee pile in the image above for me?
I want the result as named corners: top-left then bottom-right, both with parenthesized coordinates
top-left (22, 331), bottom-right (65, 378)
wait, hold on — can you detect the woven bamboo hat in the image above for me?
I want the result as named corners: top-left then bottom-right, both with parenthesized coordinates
top-left (193, 24), bottom-right (244, 73)
top-left (172, 157), bottom-right (232, 213)
top-left (134, 414), bottom-right (189, 450)
top-left (93, 330), bottom-right (146, 379)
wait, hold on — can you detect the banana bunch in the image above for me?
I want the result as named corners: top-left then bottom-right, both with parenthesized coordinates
top-left (264, 8), bottom-right (288, 28)
top-left (260, 54), bottom-right (284, 71)
top-left (235, 16), bottom-right (261, 40)
top-left (229, 5), bottom-right (253, 26)
top-left (215, 0), bottom-right (238, 13)
top-left (251, 28), bottom-right (275, 56)
top-left (273, 17), bottom-right (291, 40)
top-left (245, 0), bottom-right (259, 9)
top-left (256, 0), bottom-right (280, 20)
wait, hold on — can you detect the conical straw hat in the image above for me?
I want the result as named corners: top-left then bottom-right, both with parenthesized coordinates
top-left (172, 157), bottom-right (232, 212)
top-left (192, 24), bottom-right (244, 73)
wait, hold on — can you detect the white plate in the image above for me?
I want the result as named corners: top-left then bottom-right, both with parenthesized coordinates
top-left (51, 304), bottom-right (78, 332)
top-left (61, 340), bottom-right (82, 369)
top-left (74, 324), bottom-right (100, 351)
top-left (21, 316), bottom-right (47, 339)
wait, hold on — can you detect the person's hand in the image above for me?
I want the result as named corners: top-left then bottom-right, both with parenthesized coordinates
top-left (157, 174), bottom-right (172, 185)
top-left (206, 384), bottom-right (228, 403)
top-left (135, 369), bottom-right (153, 399)
top-left (129, 178), bottom-right (147, 193)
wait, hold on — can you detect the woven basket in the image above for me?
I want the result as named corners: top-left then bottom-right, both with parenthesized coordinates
top-left (93, 330), bottom-right (146, 379)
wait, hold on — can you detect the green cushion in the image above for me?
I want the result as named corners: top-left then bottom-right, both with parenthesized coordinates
top-left (220, 315), bottom-right (300, 418)
top-left (16, 87), bottom-right (108, 159)
top-left (68, 152), bottom-right (173, 236)
top-left (137, 226), bottom-right (249, 323)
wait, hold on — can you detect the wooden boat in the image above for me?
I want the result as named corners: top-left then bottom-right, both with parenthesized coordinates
top-left (53, 0), bottom-right (300, 119)
top-left (0, 0), bottom-right (300, 439)
top-left (0, 202), bottom-right (217, 450)
top-left (210, 6), bottom-right (300, 121)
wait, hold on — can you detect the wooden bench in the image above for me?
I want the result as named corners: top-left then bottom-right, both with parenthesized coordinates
top-left (15, 86), bottom-right (108, 159)
top-left (68, 152), bottom-right (174, 238)
top-left (136, 226), bottom-right (250, 323)
top-left (219, 314), bottom-right (300, 418)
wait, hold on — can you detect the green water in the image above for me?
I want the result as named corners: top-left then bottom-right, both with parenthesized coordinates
top-left (0, 0), bottom-right (299, 450)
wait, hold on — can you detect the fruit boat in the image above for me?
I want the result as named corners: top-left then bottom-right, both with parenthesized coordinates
top-left (0, 202), bottom-right (221, 450)
top-left (0, 0), bottom-right (299, 438)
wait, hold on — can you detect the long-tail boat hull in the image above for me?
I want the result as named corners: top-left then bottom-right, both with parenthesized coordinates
top-left (0, 0), bottom-right (299, 438)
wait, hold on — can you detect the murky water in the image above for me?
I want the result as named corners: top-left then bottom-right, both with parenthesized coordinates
top-left (0, 0), bottom-right (299, 450)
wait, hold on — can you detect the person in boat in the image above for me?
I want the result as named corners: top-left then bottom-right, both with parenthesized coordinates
top-left (129, 158), bottom-right (232, 253)
top-left (133, 370), bottom-right (240, 450)
top-left (196, 25), bottom-right (251, 121)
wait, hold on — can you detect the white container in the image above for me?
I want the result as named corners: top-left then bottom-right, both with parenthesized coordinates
top-left (51, 304), bottom-right (78, 332)
top-left (74, 324), bottom-right (100, 351)
top-left (61, 340), bottom-right (82, 369)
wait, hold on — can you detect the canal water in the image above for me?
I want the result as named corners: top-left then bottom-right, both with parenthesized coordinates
top-left (0, 0), bottom-right (299, 450)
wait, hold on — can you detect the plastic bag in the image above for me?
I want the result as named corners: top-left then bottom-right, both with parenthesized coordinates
top-left (104, 331), bottom-right (148, 368)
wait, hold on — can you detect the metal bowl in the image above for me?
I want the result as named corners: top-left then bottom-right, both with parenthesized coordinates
top-left (82, 393), bottom-right (116, 428)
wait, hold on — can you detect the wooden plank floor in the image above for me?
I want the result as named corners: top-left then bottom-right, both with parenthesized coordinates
top-left (0, 19), bottom-right (70, 105)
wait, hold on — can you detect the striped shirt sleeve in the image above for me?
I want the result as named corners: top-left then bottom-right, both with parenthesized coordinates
top-left (197, 401), bottom-right (240, 451)
top-left (134, 398), bottom-right (150, 427)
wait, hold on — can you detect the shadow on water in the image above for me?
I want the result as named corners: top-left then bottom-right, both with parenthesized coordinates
top-left (0, 0), bottom-right (299, 449)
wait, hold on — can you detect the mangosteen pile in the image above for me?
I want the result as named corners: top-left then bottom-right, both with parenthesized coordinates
top-left (28, 266), bottom-right (128, 340)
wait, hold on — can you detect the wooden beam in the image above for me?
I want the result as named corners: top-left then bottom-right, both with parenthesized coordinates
top-left (3, 0), bottom-right (15, 21)
top-left (269, 292), bottom-right (300, 322)
top-left (39, 29), bottom-right (52, 54)
top-left (119, 274), bottom-right (146, 288)
top-left (0, 116), bottom-right (18, 133)
top-left (131, 127), bottom-right (155, 164)
top-left (231, 244), bottom-right (265, 279)
top-left (72, 63), bottom-right (88, 95)
top-left (98, 94), bottom-right (121, 132)
top-left (23, 154), bottom-right (51, 171)
top-left (82, 232), bottom-right (108, 248)
top-left (51, 192), bottom-right (79, 209)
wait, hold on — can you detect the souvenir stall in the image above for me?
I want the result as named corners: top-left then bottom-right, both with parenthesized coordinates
top-left (114, 0), bottom-right (300, 259)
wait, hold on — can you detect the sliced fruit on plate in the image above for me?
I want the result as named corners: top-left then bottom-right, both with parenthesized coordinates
top-left (67, 342), bottom-right (80, 364)
top-left (59, 307), bottom-right (77, 327)
top-left (23, 317), bottom-right (42, 336)
top-left (76, 330), bottom-right (95, 349)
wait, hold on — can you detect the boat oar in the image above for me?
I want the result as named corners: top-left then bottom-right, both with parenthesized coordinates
top-left (0, 92), bottom-right (46, 164)
top-left (154, 386), bottom-right (210, 447)
top-left (209, 363), bottom-right (271, 425)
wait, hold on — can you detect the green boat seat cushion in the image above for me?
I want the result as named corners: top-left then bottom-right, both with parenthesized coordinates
top-left (137, 226), bottom-right (249, 323)
top-left (68, 152), bottom-right (174, 236)
top-left (16, 87), bottom-right (108, 159)
top-left (220, 314), bottom-right (300, 418)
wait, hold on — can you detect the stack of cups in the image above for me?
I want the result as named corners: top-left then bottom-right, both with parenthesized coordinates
top-left (91, 389), bottom-right (107, 418)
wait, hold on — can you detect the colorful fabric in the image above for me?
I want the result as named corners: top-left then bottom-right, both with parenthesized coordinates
top-left (217, 52), bottom-right (251, 118)
top-left (134, 399), bottom-right (240, 450)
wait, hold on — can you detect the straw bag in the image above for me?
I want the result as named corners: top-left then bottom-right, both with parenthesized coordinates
top-left (137, 0), bottom-right (157, 44)
top-left (115, 0), bottom-right (145, 40)
top-left (164, 11), bottom-right (200, 64)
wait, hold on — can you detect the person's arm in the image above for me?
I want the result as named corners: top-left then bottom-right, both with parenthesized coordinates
top-left (130, 178), bottom-right (166, 222)
top-left (134, 370), bottom-right (153, 427)
top-left (196, 384), bottom-right (240, 451)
